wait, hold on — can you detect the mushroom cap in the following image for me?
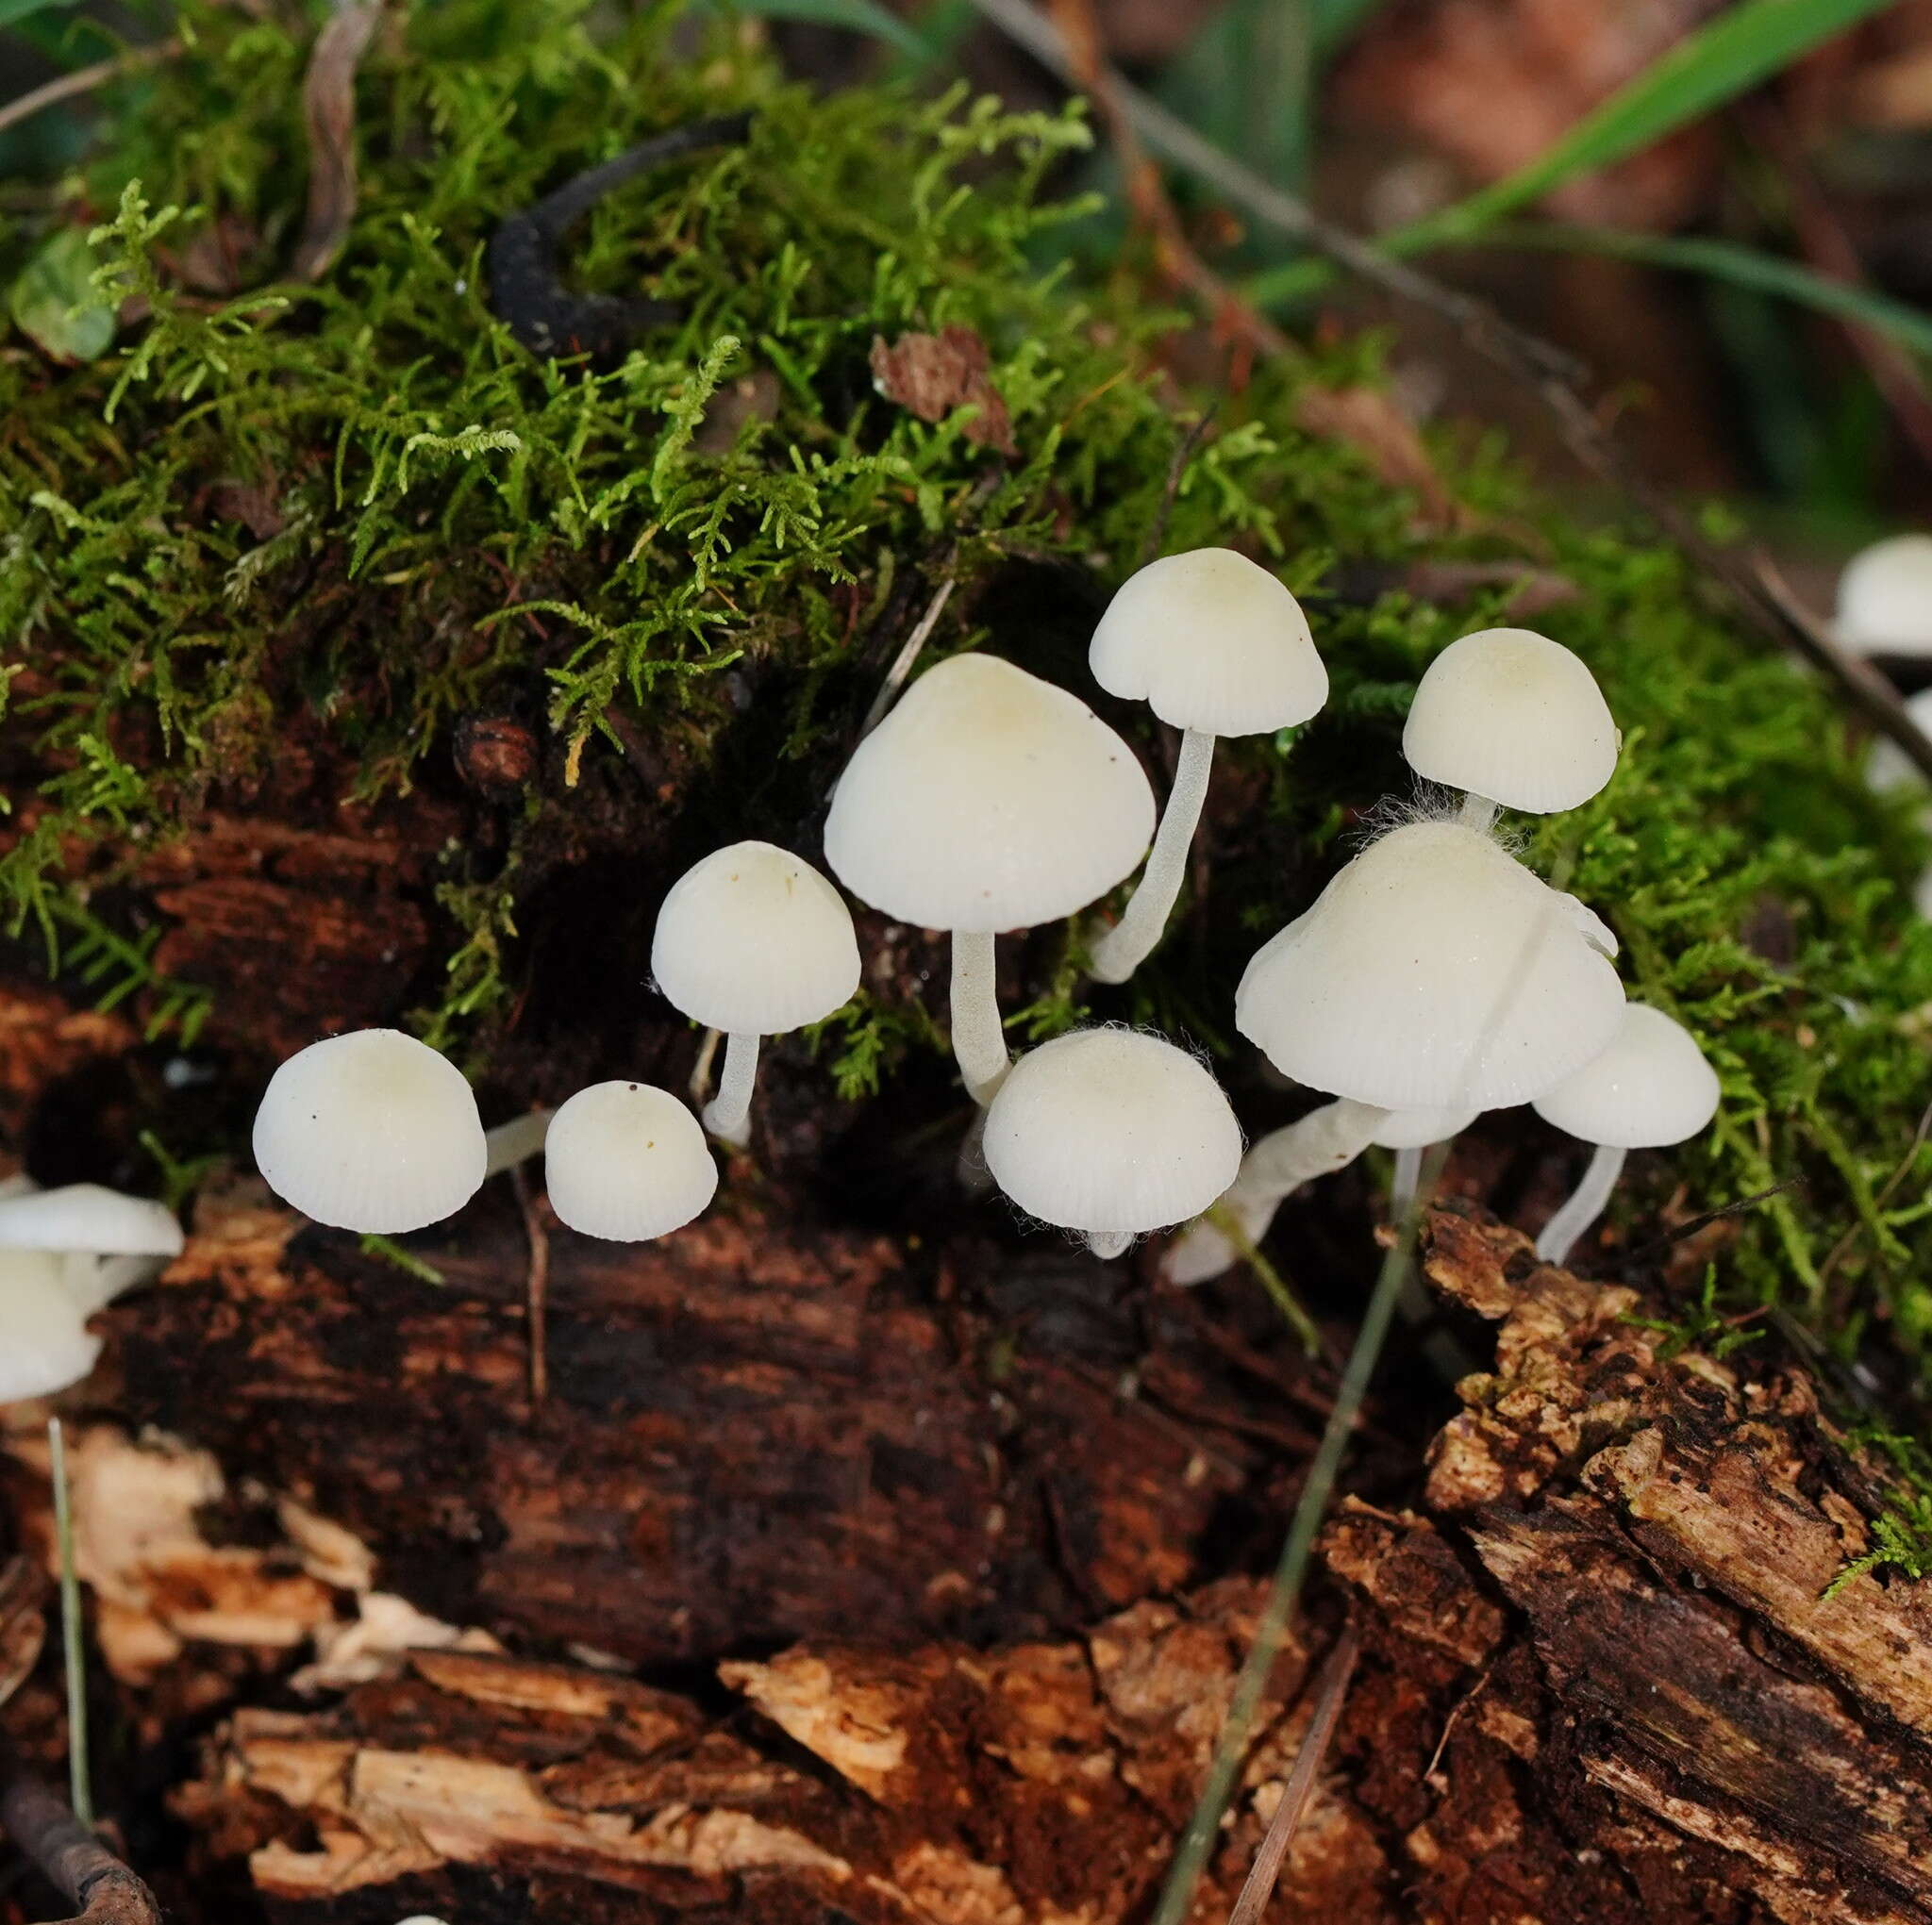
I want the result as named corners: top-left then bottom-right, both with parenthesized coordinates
top-left (651, 841), bottom-right (860, 1035)
top-left (0, 1182), bottom-right (183, 1256)
top-left (983, 1027), bottom-right (1243, 1236)
top-left (1532, 1003), bottom-right (1719, 1149)
top-left (824, 654), bottom-right (1156, 933)
top-left (1237, 821), bottom-right (1625, 1111)
top-left (1866, 688), bottom-right (1932, 794)
top-left (1403, 628), bottom-right (1619, 813)
top-left (543, 1082), bottom-right (718, 1241)
top-left (1369, 1104), bottom-right (1480, 1150)
top-left (252, 1029), bottom-right (488, 1234)
top-left (1088, 548), bottom-right (1328, 736)
top-left (1837, 534), bottom-right (1932, 656)
top-left (0, 1250), bottom-right (102, 1402)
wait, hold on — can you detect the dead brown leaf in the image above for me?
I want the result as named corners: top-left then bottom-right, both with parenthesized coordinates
top-left (291, 4), bottom-right (384, 283)
top-left (869, 325), bottom-right (1017, 454)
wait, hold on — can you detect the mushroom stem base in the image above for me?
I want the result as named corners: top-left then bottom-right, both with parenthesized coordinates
top-left (701, 1033), bottom-right (759, 1148)
top-left (1164, 1097), bottom-right (1388, 1285)
top-left (951, 930), bottom-right (1011, 1106)
top-left (1088, 727), bottom-right (1214, 985)
top-left (1535, 1141), bottom-right (1626, 1267)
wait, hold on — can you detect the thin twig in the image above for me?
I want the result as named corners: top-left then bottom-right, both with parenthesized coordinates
top-left (861, 575), bottom-right (957, 736)
top-left (960, 0), bottom-right (1932, 786)
top-left (0, 1731), bottom-right (158, 1925)
top-left (509, 1168), bottom-right (551, 1413)
top-left (0, 44), bottom-right (180, 143)
top-left (46, 1420), bottom-right (89, 1830)
top-left (1226, 1625), bottom-right (1360, 1925)
top-left (1611, 1176), bottom-right (1803, 1274)
top-left (1142, 402), bottom-right (1220, 570)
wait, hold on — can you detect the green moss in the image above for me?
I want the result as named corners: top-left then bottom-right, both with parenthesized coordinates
top-left (7, 0), bottom-right (1932, 1422)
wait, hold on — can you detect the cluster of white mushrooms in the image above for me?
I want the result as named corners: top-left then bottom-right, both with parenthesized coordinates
top-left (236, 546), bottom-right (1722, 1295)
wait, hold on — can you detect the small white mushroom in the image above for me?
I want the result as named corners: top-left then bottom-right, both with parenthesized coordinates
top-left (1532, 1003), bottom-right (1720, 1268)
top-left (824, 654), bottom-right (1155, 1104)
top-left (1166, 821), bottom-right (1625, 1283)
top-left (1836, 534), bottom-right (1932, 656)
top-left (252, 1029), bottom-right (487, 1234)
top-left (983, 1027), bottom-right (1242, 1257)
top-left (1371, 1105), bottom-right (1481, 1213)
top-left (1403, 627), bottom-right (1619, 829)
top-left (0, 1182), bottom-right (183, 1256)
top-left (651, 840), bottom-right (860, 1146)
top-left (1085, 549), bottom-right (1327, 983)
top-left (541, 1081), bottom-right (718, 1241)
top-left (0, 1249), bottom-right (102, 1403)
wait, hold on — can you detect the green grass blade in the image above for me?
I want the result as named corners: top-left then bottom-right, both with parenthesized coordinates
top-left (706, 0), bottom-right (933, 58)
top-left (1478, 222), bottom-right (1932, 357)
top-left (1385, 0), bottom-right (1896, 251)
top-left (48, 1417), bottom-right (92, 1830)
top-left (0, 0), bottom-right (81, 28)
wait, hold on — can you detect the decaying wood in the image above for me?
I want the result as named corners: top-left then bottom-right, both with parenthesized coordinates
top-left (124, 1198), bottom-right (1932, 1923)
top-left (98, 1175), bottom-right (1317, 1667)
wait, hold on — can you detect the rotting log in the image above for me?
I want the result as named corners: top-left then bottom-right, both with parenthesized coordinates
top-left (92, 1173), bottom-right (1324, 1666)
top-left (158, 1204), bottom-right (1932, 1924)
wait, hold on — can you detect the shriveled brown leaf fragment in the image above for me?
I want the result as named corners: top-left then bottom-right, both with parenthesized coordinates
top-left (870, 325), bottom-right (1017, 453)
top-left (291, 4), bottom-right (384, 283)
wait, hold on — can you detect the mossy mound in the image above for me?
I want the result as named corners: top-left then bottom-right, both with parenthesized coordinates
top-left (6, 5), bottom-right (1932, 1439)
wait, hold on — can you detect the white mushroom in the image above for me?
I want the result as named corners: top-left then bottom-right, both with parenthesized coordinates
top-left (541, 1081), bottom-right (718, 1240)
top-left (252, 1029), bottom-right (487, 1234)
top-left (1085, 549), bottom-right (1327, 983)
top-left (0, 1250), bottom-right (102, 1403)
top-left (824, 654), bottom-right (1155, 1104)
top-left (1371, 1105), bottom-right (1481, 1213)
top-left (0, 1182), bottom-right (183, 1256)
top-left (983, 1027), bottom-right (1242, 1256)
top-left (651, 840), bottom-right (860, 1146)
top-left (1532, 1003), bottom-right (1720, 1268)
top-left (1836, 534), bottom-right (1932, 656)
top-left (1403, 627), bottom-right (1619, 829)
top-left (1166, 821), bottom-right (1624, 1283)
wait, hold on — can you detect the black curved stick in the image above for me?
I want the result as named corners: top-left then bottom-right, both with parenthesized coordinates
top-left (0, 1736), bottom-right (158, 1925)
top-left (487, 111), bottom-right (755, 357)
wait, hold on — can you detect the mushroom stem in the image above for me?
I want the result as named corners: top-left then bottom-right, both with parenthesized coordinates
top-left (484, 1110), bottom-right (551, 1178)
top-left (1087, 1230), bottom-right (1132, 1259)
top-left (1457, 792), bottom-right (1500, 832)
top-left (1088, 726), bottom-right (1215, 985)
top-left (1391, 1146), bottom-right (1424, 1213)
top-left (951, 930), bottom-right (1011, 1105)
top-left (1164, 1097), bottom-right (1389, 1286)
top-left (1536, 1141), bottom-right (1626, 1267)
top-left (701, 1032), bottom-right (759, 1147)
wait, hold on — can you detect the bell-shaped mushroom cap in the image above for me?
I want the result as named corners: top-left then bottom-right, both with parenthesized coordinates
top-left (252, 1029), bottom-right (487, 1234)
top-left (1532, 1003), bottom-right (1719, 1149)
top-left (0, 1182), bottom-right (183, 1256)
top-left (0, 1250), bottom-right (101, 1402)
top-left (1838, 534), bottom-right (1932, 656)
top-left (652, 841), bottom-right (860, 1035)
top-left (824, 655), bottom-right (1156, 933)
top-left (983, 1027), bottom-right (1242, 1236)
top-left (1403, 628), bottom-right (1619, 813)
top-left (1369, 1104), bottom-right (1480, 1150)
top-left (1089, 549), bottom-right (1328, 737)
top-left (1237, 821), bottom-right (1625, 1112)
top-left (543, 1082), bottom-right (718, 1241)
